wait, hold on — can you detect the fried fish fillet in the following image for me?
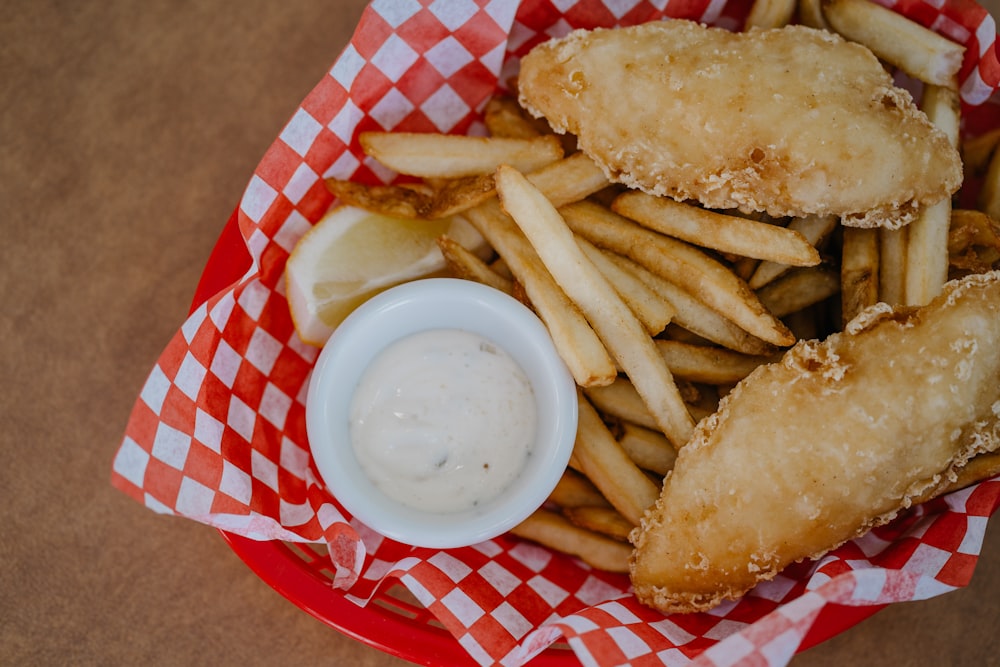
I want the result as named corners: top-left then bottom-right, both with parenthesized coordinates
top-left (630, 271), bottom-right (1000, 614)
top-left (517, 21), bottom-right (963, 229)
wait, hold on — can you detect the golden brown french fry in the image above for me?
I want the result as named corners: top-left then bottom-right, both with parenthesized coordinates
top-left (577, 238), bottom-right (676, 335)
top-left (483, 96), bottom-right (546, 139)
top-left (745, 0), bottom-right (797, 29)
top-left (612, 192), bottom-right (820, 267)
top-left (510, 508), bottom-right (632, 572)
top-left (326, 174), bottom-right (497, 219)
top-left (949, 209), bottom-right (999, 248)
top-left (783, 304), bottom-right (825, 341)
top-left (490, 256), bottom-right (513, 280)
top-left (584, 378), bottom-right (658, 432)
top-left (560, 201), bottom-right (795, 347)
top-left (563, 506), bottom-right (634, 541)
top-left (878, 226), bottom-right (909, 306)
top-left (748, 214), bottom-right (838, 289)
top-left (821, 0), bottom-right (965, 87)
top-left (731, 255), bottom-right (760, 283)
top-left (798, 0), bottom-right (831, 29)
top-left (606, 253), bottom-right (778, 357)
top-left (525, 152), bottom-right (610, 208)
top-left (685, 384), bottom-right (723, 423)
top-left (978, 142), bottom-right (1000, 221)
top-left (359, 132), bottom-right (564, 178)
top-left (925, 87), bottom-right (961, 165)
top-left (463, 199), bottom-right (617, 387)
top-left (437, 235), bottom-right (513, 294)
top-left (962, 127), bottom-right (1000, 176)
top-left (654, 339), bottom-right (773, 385)
top-left (325, 179), bottom-right (433, 218)
top-left (424, 174), bottom-right (499, 218)
top-left (547, 469), bottom-right (613, 509)
top-left (949, 210), bottom-right (1000, 250)
top-left (905, 85), bottom-right (960, 306)
top-left (756, 266), bottom-right (840, 318)
top-left (841, 226), bottom-right (880, 324)
top-left (948, 209), bottom-right (1000, 277)
top-left (618, 422), bottom-right (678, 476)
top-left (497, 166), bottom-right (696, 446)
top-left (572, 393), bottom-right (662, 524)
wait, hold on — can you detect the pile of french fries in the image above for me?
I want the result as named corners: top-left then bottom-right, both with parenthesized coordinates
top-left (324, 0), bottom-right (1000, 572)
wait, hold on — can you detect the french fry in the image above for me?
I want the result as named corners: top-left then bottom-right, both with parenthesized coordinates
top-left (606, 253), bottom-right (778, 357)
top-left (783, 303), bottom-right (825, 341)
top-left (490, 256), bottom-right (513, 279)
top-left (577, 238), bottom-right (676, 335)
top-left (905, 85), bottom-right (960, 306)
top-left (731, 255), bottom-right (761, 282)
top-left (510, 508), bottom-right (632, 572)
top-left (654, 339), bottom-right (773, 385)
top-left (584, 378), bottom-right (658, 432)
top-left (525, 152), bottom-right (610, 208)
top-left (821, 0), bottom-right (965, 87)
top-left (564, 506), bottom-right (634, 541)
top-left (948, 209), bottom-right (1000, 277)
top-left (424, 174), bottom-right (500, 218)
top-left (359, 132), bottom-right (564, 178)
top-left (949, 210), bottom-right (1000, 250)
top-left (748, 214), bottom-right (838, 289)
top-left (840, 226), bottom-right (881, 324)
top-left (878, 226), bottom-right (909, 306)
top-left (326, 173), bottom-right (497, 219)
top-left (463, 199), bottom-right (618, 387)
top-left (756, 265), bottom-right (840, 318)
top-left (746, 0), bottom-right (797, 28)
top-left (571, 393), bottom-right (662, 524)
top-left (497, 166), bottom-right (696, 446)
top-left (437, 235), bottom-right (513, 294)
top-left (686, 384), bottom-right (723, 423)
top-left (978, 142), bottom-right (1000, 221)
top-left (612, 191), bottom-right (820, 267)
top-left (548, 468), bottom-right (613, 509)
top-left (560, 201), bottom-right (796, 347)
top-left (483, 96), bottom-right (546, 139)
top-left (961, 127), bottom-right (1000, 176)
top-left (618, 422), bottom-right (678, 476)
top-left (324, 179), bottom-right (433, 218)
top-left (798, 0), bottom-right (831, 30)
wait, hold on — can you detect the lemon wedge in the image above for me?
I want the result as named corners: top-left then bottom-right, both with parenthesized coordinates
top-left (286, 205), bottom-right (487, 346)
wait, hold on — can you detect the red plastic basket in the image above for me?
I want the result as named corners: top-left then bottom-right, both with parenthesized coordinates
top-left (191, 209), bottom-right (885, 666)
top-left (176, 1), bottom-right (1000, 660)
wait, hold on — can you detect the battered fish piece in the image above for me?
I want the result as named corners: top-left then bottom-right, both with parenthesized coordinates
top-left (518, 21), bottom-right (963, 229)
top-left (630, 271), bottom-right (1000, 614)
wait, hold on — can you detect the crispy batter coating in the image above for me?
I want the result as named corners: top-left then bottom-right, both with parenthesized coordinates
top-left (517, 21), bottom-right (963, 229)
top-left (629, 271), bottom-right (1000, 614)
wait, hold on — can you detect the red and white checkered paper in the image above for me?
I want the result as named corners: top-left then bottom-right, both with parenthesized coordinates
top-left (113, 1), bottom-right (1000, 665)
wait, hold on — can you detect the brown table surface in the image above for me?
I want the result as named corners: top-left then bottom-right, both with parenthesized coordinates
top-left (4, 1), bottom-right (999, 665)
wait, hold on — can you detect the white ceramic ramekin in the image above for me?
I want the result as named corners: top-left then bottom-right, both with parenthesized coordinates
top-left (306, 278), bottom-right (578, 549)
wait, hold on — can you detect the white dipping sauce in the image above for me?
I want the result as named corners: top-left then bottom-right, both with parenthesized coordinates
top-left (349, 328), bottom-right (537, 514)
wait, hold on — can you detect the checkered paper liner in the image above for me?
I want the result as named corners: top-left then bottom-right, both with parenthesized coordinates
top-left (112, 0), bottom-right (1000, 665)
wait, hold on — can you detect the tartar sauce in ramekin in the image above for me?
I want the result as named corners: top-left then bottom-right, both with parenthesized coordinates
top-left (349, 328), bottom-right (537, 514)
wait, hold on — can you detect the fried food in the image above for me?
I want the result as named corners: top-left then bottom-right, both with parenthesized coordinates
top-left (511, 508), bottom-right (632, 573)
top-left (630, 271), bottom-right (1000, 614)
top-left (821, 0), bottom-right (966, 87)
top-left (517, 21), bottom-right (962, 229)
